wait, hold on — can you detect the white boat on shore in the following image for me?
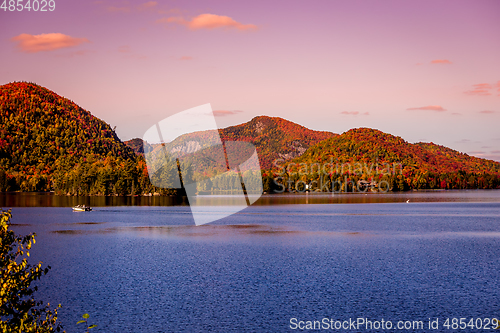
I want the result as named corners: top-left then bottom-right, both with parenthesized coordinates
top-left (72, 205), bottom-right (92, 212)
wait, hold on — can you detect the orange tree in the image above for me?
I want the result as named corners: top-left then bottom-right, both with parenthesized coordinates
top-left (0, 209), bottom-right (64, 332)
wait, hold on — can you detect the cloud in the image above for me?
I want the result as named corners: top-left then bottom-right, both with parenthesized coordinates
top-left (179, 56), bottom-right (192, 60)
top-left (451, 112), bottom-right (462, 115)
top-left (116, 45), bottom-right (146, 59)
top-left (138, 1), bottom-right (157, 10)
top-left (457, 139), bottom-right (471, 143)
top-left (430, 59), bottom-right (452, 64)
top-left (407, 105), bottom-right (446, 112)
top-left (340, 111), bottom-right (369, 116)
top-left (464, 83), bottom-right (494, 96)
top-left (11, 33), bottom-right (90, 53)
top-left (213, 110), bottom-right (243, 117)
top-left (478, 110), bottom-right (498, 114)
top-left (468, 151), bottom-right (486, 155)
top-left (491, 150), bottom-right (500, 154)
top-left (159, 13), bottom-right (257, 31)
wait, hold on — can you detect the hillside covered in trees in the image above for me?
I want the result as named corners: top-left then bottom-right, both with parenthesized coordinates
top-left (1, 82), bottom-right (499, 195)
top-left (128, 115), bottom-right (337, 170)
top-left (264, 128), bottom-right (500, 192)
top-left (0, 82), bottom-right (179, 195)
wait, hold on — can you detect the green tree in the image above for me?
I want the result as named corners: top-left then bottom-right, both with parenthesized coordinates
top-left (0, 209), bottom-right (64, 332)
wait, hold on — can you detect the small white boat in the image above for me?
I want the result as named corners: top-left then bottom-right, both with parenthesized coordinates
top-left (72, 205), bottom-right (92, 212)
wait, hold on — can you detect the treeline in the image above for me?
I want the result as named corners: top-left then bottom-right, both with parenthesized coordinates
top-left (0, 154), bottom-right (183, 196)
top-left (262, 170), bottom-right (500, 193)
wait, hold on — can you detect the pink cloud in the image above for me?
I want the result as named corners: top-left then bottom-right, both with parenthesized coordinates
top-left (159, 13), bottom-right (257, 31)
top-left (407, 105), bottom-right (446, 112)
top-left (464, 83), bottom-right (494, 96)
top-left (451, 112), bottom-right (462, 115)
top-left (156, 17), bottom-right (184, 24)
top-left (479, 110), bottom-right (498, 114)
top-left (430, 59), bottom-right (452, 64)
top-left (11, 33), bottom-right (90, 53)
top-left (491, 150), bottom-right (500, 154)
top-left (213, 110), bottom-right (243, 117)
top-left (340, 111), bottom-right (369, 116)
top-left (138, 1), bottom-right (157, 10)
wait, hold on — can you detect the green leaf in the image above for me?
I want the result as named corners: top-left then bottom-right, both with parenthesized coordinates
top-left (76, 320), bottom-right (85, 324)
top-left (83, 313), bottom-right (90, 319)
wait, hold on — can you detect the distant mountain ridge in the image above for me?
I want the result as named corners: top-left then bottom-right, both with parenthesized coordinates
top-left (126, 116), bottom-right (337, 170)
top-left (293, 128), bottom-right (500, 174)
top-left (1, 82), bottom-right (498, 193)
top-left (285, 128), bottom-right (500, 190)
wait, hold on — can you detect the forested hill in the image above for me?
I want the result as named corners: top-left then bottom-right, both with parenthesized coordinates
top-left (127, 116), bottom-right (337, 169)
top-left (220, 116), bottom-right (337, 169)
top-left (283, 128), bottom-right (500, 190)
top-left (0, 82), bottom-right (166, 195)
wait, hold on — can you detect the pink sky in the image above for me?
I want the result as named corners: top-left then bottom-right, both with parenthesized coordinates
top-left (1, 0), bottom-right (499, 161)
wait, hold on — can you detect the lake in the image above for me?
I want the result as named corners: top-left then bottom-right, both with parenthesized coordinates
top-left (3, 191), bottom-right (500, 332)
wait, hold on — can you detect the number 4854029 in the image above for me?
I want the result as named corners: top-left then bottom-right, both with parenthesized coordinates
top-left (1, 0), bottom-right (55, 11)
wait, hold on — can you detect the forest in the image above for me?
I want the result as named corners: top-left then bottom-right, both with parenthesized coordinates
top-left (1, 82), bottom-right (499, 195)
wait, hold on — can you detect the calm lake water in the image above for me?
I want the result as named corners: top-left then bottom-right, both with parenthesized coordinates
top-left (3, 191), bottom-right (500, 332)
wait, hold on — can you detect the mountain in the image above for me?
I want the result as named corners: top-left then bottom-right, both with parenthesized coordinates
top-left (0, 82), bottom-right (135, 165)
top-left (0, 82), bottom-right (169, 195)
top-left (220, 116), bottom-right (337, 169)
top-left (124, 138), bottom-right (152, 155)
top-left (128, 116), bottom-right (337, 170)
top-left (2, 82), bottom-right (498, 194)
top-left (283, 128), bottom-right (500, 191)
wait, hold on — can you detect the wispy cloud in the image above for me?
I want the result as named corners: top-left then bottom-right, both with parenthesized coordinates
top-left (478, 110), bottom-right (498, 114)
top-left (340, 111), bottom-right (369, 116)
top-left (468, 151), bottom-right (486, 155)
top-left (491, 150), bottom-right (500, 154)
top-left (138, 1), bottom-right (157, 11)
top-left (179, 56), bottom-right (192, 61)
top-left (158, 13), bottom-right (257, 31)
top-left (464, 83), bottom-right (494, 96)
top-left (451, 112), bottom-right (462, 115)
top-left (407, 105), bottom-right (446, 112)
top-left (116, 45), bottom-right (146, 60)
top-left (430, 59), bottom-right (452, 65)
top-left (11, 33), bottom-right (89, 53)
top-left (213, 110), bottom-right (243, 117)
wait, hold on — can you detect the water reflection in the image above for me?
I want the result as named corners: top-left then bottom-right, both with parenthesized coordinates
top-left (0, 192), bottom-right (188, 207)
top-left (1, 190), bottom-right (500, 208)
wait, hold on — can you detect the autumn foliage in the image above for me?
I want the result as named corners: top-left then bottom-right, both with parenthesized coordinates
top-left (0, 82), bottom-right (177, 195)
